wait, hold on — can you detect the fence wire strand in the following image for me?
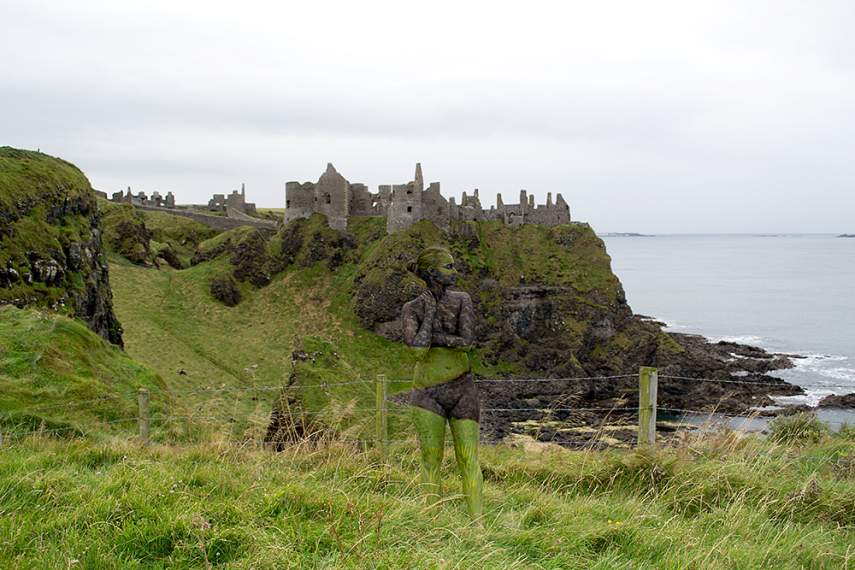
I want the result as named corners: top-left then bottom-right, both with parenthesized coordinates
top-left (151, 379), bottom-right (375, 395)
top-left (4, 371), bottom-right (853, 468)
top-left (659, 374), bottom-right (834, 389)
top-left (4, 393), bottom-right (138, 416)
top-left (476, 374), bottom-right (636, 383)
top-left (658, 441), bottom-right (855, 465)
top-left (6, 418), bottom-right (138, 439)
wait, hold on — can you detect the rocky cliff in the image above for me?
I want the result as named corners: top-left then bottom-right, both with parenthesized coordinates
top-left (351, 220), bottom-right (791, 379)
top-left (0, 147), bottom-right (123, 346)
top-left (256, 215), bottom-right (799, 444)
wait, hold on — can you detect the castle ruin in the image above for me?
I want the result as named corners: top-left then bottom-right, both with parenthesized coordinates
top-left (111, 184), bottom-right (256, 215)
top-left (205, 183), bottom-right (257, 215)
top-left (284, 163), bottom-right (570, 233)
top-left (111, 187), bottom-right (176, 208)
top-left (109, 185), bottom-right (274, 232)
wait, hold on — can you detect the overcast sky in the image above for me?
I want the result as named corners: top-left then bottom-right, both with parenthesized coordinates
top-left (3, 0), bottom-right (854, 233)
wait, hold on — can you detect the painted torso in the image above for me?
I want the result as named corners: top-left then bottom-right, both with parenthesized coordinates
top-left (402, 291), bottom-right (474, 389)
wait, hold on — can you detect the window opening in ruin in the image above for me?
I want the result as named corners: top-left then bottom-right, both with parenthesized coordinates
top-left (286, 200), bottom-right (290, 208)
top-left (324, 193), bottom-right (331, 204)
top-left (407, 206), bottom-right (413, 212)
top-left (437, 207), bottom-right (442, 215)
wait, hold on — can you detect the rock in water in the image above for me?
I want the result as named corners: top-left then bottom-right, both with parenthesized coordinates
top-left (818, 393), bottom-right (855, 409)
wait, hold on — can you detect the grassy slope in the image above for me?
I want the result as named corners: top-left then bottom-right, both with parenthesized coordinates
top-left (0, 306), bottom-right (165, 438)
top-left (109, 212), bottom-right (622, 441)
top-left (102, 209), bottom-right (678, 442)
top-left (0, 147), bottom-right (90, 206)
top-left (98, 198), bottom-right (220, 268)
top-left (0, 438), bottom-right (853, 569)
top-left (108, 213), bottom-right (418, 441)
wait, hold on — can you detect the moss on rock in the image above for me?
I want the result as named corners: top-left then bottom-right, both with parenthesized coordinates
top-left (0, 147), bottom-right (123, 346)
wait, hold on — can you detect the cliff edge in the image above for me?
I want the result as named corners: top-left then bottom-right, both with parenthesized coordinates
top-left (0, 147), bottom-right (123, 346)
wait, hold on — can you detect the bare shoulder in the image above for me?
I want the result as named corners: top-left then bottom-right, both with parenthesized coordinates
top-left (403, 296), bottom-right (424, 312)
top-left (445, 290), bottom-right (472, 304)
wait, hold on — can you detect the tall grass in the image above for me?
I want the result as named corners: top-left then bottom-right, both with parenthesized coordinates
top-left (0, 306), bottom-right (165, 439)
top-left (1, 431), bottom-right (853, 569)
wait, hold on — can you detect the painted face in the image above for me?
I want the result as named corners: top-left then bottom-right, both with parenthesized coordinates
top-left (430, 253), bottom-right (458, 287)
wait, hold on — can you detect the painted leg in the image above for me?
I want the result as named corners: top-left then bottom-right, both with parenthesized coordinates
top-left (449, 418), bottom-right (483, 521)
top-left (412, 406), bottom-right (446, 506)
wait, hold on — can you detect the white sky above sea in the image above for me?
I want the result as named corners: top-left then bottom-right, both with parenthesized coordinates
top-left (2, 0), bottom-right (854, 234)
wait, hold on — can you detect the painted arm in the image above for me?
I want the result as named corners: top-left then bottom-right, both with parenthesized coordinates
top-left (402, 293), bottom-right (437, 361)
top-left (430, 293), bottom-right (474, 350)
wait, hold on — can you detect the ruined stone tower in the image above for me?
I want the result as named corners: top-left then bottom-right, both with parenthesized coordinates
top-left (283, 163), bottom-right (570, 234)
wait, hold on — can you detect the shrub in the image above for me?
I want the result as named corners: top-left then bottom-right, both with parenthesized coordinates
top-left (768, 412), bottom-right (828, 445)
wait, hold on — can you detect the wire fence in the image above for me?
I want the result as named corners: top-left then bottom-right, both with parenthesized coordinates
top-left (2, 370), bottom-right (853, 465)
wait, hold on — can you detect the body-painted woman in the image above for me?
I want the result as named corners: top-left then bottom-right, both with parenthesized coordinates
top-left (402, 246), bottom-right (483, 521)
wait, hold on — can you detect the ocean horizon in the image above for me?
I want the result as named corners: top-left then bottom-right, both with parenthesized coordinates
top-left (600, 233), bottom-right (855, 427)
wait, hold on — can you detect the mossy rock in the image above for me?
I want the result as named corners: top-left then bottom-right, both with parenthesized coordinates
top-left (0, 147), bottom-right (123, 346)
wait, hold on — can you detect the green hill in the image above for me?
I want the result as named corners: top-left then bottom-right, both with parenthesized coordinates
top-left (105, 213), bottom-right (420, 442)
top-left (99, 207), bottom-right (648, 440)
top-left (0, 305), bottom-right (164, 439)
top-left (0, 147), bottom-right (122, 345)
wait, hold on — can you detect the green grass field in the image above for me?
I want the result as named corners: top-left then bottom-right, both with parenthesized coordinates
top-left (0, 306), bottom-right (165, 439)
top-left (2, 154), bottom-right (854, 568)
top-left (1, 433), bottom-right (853, 569)
top-left (106, 247), bottom-right (416, 444)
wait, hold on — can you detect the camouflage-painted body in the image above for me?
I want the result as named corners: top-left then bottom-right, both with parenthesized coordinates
top-left (410, 370), bottom-right (480, 422)
top-left (402, 291), bottom-right (474, 388)
top-left (402, 248), bottom-right (483, 522)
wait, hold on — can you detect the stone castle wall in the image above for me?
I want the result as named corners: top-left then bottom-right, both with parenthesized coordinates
top-left (111, 184), bottom-right (269, 231)
top-left (285, 163), bottom-right (570, 233)
top-left (133, 205), bottom-right (277, 231)
top-left (113, 185), bottom-right (256, 215)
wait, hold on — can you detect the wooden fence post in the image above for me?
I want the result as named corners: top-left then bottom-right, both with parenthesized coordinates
top-left (638, 367), bottom-right (658, 448)
top-left (138, 389), bottom-right (151, 444)
top-left (375, 375), bottom-right (387, 461)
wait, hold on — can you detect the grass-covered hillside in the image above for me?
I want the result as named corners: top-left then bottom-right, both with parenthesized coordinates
top-left (105, 213), bottom-right (421, 442)
top-left (98, 199), bottom-right (219, 269)
top-left (0, 147), bottom-right (122, 345)
top-left (0, 147), bottom-right (92, 208)
top-left (98, 204), bottom-right (660, 442)
top-left (0, 306), bottom-right (164, 439)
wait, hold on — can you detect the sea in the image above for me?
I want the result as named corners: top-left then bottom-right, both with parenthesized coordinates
top-left (600, 234), bottom-right (855, 429)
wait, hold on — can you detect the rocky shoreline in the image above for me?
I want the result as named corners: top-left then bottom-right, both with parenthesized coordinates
top-left (474, 328), bottom-right (855, 445)
top-left (473, 329), bottom-right (825, 444)
top-left (383, 327), bottom-right (812, 446)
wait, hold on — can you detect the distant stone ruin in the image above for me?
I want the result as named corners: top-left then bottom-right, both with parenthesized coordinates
top-left (111, 184), bottom-right (256, 215)
top-left (110, 184), bottom-right (274, 232)
top-left (112, 187), bottom-right (176, 208)
top-left (285, 163), bottom-right (571, 233)
top-left (205, 184), bottom-right (257, 215)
